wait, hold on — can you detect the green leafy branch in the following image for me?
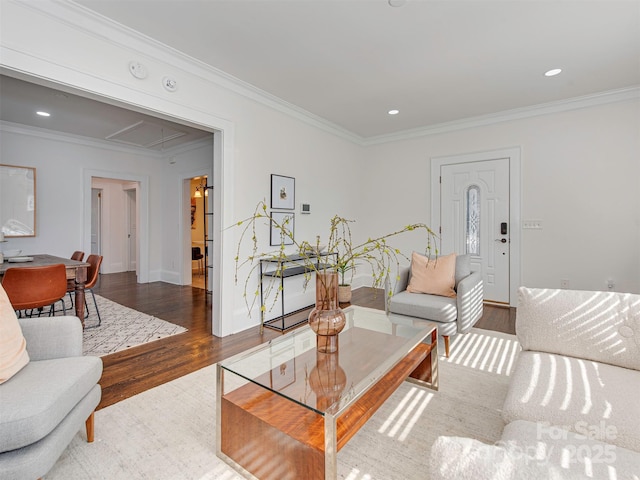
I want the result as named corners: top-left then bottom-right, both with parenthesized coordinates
top-left (229, 200), bottom-right (439, 320)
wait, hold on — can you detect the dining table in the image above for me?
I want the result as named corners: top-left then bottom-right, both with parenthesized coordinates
top-left (0, 254), bottom-right (90, 327)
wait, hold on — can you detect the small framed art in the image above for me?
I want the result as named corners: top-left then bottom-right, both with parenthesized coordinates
top-left (271, 174), bottom-right (295, 210)
top-left (270, 346), bottom-right (296, 390)
top-left (270, 211), bottom-right (295, 246)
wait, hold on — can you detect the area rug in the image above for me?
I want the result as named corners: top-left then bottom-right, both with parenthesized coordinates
top-left (60, 294), bottom-right (187, 356)
top-left (46, 328), bottom-right (519, 479)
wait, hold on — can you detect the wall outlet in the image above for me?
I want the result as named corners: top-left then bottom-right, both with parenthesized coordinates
top-left (560, 279), bottom-right (570, 288)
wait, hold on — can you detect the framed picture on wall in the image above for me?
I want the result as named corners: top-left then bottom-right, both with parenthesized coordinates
top-left (271, 174), bottom-right (295, 210)
top-left (270, 211), bottom-right (295, 246)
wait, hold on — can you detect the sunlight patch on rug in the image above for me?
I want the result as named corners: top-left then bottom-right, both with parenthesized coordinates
top-left (443, 328), bottom-right (521, 376)
top-left (61, 294), bottom-right (187, 356)
top-left (379, 387), bottom-right (434, 441)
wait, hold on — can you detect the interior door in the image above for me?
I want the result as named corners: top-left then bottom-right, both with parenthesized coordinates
top-left (90, 188), bottom-right (102, 255)
top-left (126, 188), bottom-right (137, 272)
top-left (440, 158), bottom-right (510, 304)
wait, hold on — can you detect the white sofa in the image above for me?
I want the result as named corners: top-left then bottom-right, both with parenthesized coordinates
top-left (430, 287), bottom-right (640, 479)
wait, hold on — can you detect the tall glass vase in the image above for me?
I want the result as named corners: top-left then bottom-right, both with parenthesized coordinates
top-left (308, 350), bottom-right (347, 411)
top-left (308, 271), bottom-right (346, 353)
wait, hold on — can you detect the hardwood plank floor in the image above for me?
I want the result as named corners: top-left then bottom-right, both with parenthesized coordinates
top-left (93, 272), bottom-right (515, 410)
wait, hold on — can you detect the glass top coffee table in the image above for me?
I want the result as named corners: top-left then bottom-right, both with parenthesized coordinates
top-left (216, 305), bottom-right (438, 480)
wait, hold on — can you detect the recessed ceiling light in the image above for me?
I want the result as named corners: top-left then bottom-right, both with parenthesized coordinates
top-left (388, 109), bottom-right (400, 115)
top-left (36, 111), bottom-right (51, 117)
top-left (544, 68), bottom-right (562, 77)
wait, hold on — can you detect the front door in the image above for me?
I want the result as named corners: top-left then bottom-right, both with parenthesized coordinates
top-left (440, 158), bottom-right (510, 304)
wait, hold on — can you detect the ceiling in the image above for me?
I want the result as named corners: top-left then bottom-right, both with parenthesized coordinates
top-left (1, 0), bottom-right (639, 144)
top-left (0, 75), bottom-right (212, 152)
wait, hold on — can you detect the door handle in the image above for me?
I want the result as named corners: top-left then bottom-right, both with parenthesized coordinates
top-left (495, 238), bottom-right (507, 243)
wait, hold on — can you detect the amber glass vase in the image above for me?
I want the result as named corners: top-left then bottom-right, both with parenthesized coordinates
top-left (308, 271), bottom-right (347, 353)
top-left (308, 350), bottom-right (347, 411)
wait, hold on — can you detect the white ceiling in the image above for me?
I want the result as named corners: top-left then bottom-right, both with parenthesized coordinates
top-left (0, 75), bottom-right (212, 151)
top-left (1, 0), bottom-right (639, 144)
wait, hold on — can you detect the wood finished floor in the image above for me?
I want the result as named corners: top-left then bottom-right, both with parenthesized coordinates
top-left (93, 272), bottom-right (516, 410)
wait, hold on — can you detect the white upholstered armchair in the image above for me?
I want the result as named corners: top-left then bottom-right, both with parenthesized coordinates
top-left (386, 254), bottom-right (484, 357)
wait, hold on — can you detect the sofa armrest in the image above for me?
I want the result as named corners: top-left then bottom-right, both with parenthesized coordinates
top-left (385, 265), bottom-right (410, 297)
top-left (456, 269), bottom-right (484, 333)
top-left (384, 265), bottom-right (410, 313)
top-left (18, 316), bottom-right (83, 361)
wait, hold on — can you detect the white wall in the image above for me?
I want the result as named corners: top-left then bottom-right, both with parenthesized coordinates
top-left (0, 1), bottom-right (364, 335)
top-left (362, 99), bottom-right (640, 294)
top-left (0, 126), bottom-right (164, 262)
top-left (1, 2), bottom-right (638, 340)
top-left (160, 141), bottom-right (213, 285)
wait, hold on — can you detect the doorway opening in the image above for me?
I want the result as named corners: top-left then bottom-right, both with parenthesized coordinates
top-left (89, 176), bottom-right (141, 278)
top-left (189, 176), bottom-right (211, 291)
top-left (7, 71), bottom-right (232, 336)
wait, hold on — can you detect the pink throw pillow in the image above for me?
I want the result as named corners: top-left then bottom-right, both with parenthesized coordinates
top-left (406, 252), bottom-right (457, 298)
top-left (0, 283), bottom-right (29, 384)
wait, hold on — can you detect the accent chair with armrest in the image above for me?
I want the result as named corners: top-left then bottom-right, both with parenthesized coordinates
top-left (0, 284), bottom-right (103, 479)
top-left (386, 253), bottom-right (484, 357)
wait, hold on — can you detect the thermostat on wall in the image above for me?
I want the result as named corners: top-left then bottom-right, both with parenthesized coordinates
top-left (301, 203), bottom-right (311, 214)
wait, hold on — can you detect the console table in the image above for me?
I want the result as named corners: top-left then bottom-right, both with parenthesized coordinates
top-left (259, 252), bottom-right (337, 332)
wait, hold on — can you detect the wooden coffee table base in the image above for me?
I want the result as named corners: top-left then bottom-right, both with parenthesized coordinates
top-left (218, 337), bottom-right (437, 480)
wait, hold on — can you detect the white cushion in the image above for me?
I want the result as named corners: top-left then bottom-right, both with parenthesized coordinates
top-left (502, 351), bottom-right (640, 452)
top-left (431, 420), bottom-right (640, 480)
top-left (500, 420), bottom-right (640, 479)
top-left (516, 287), bottom-right (640, 371)
top-left (430, 435), bottom-right (558, 480)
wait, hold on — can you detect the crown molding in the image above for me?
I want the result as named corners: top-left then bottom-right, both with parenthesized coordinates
top-left (362, 86), bottom-right (640, 146)
top-left (8, 1), bottom-right (640, 148)
top-left (23, 0), bottom-right (364, 145)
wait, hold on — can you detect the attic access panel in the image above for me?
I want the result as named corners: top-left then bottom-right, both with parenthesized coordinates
top-left (106, 120), bottom-right (186, 149)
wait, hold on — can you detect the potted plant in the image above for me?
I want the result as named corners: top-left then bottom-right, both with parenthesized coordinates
top-left (231, 200), bottom-right (438, 327)
top-left (336, 260), bottom-right (355, 304)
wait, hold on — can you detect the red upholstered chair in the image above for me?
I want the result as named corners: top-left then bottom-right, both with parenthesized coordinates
top-left (1, 264), bottom-right (68, 317)
top-left (66, 251), bottom-right (86, 308)
top-left (70, 251), bottom-right (84, 261)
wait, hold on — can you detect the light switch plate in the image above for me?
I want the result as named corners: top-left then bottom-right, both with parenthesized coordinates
top-left (523, 220), bottom-right (543, 229)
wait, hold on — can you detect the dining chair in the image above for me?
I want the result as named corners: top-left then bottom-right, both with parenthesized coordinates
top-left (1, 264), bottom-right (68, 317)
top-left (65, 251), bottom-right (86, 307)
top-left (65, 251), bottom-right (86, 308)
top-left (192, 247), bottom-right (204, 275)
top-left (83, 254), bottom-right (103, 328)
top-left (71, 250), bottom-right (85, 261)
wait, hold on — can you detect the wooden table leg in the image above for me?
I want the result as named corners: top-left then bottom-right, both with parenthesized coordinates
top-left (74, 265), bottom-right (87, 328)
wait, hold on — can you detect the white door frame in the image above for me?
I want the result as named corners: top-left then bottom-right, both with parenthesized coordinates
top-left (431, 147), bottom-right (521, 307)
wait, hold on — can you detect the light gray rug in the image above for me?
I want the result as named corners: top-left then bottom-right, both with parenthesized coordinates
top-left (61, 294), bottom-right (187, 356)
top-left (47, 328), bottom-right (520, 479)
